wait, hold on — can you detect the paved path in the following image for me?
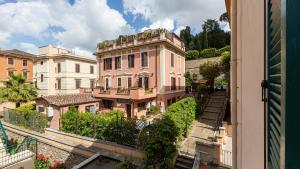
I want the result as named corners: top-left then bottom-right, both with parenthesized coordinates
top-left (180, 91), bottom-right (227, 156)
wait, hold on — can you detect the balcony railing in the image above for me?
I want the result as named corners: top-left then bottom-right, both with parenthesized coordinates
top-left (116, 88), bottom-right (130, 95)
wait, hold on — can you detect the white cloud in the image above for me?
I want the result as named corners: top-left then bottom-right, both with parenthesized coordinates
top-left (20, 42), bottom-right (38, 54)
top-left (141, 18), bottom-right (174, 32)
top-left (0, 0), bottom-right (134, 55)
top-left (123, 0), bottom-right (226, 32)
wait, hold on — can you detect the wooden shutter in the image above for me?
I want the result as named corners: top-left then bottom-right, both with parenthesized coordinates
top-left (267, 0), bottom-right (282, 168)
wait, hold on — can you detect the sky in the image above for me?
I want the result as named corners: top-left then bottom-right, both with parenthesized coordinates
top-left (0, 0), bottom-right (227, 57)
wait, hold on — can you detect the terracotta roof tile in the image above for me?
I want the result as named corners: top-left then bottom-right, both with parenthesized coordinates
top-left (39, 93), bottom-right (100, 107)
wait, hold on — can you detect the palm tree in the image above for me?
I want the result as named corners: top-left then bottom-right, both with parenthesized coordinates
top-left (0, 74), bottom-right (37, 107)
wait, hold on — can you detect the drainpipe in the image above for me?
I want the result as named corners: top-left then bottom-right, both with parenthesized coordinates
top-left (231, 0), bottom-right (238, 168)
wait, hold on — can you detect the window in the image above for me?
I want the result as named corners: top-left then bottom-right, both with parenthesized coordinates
top-left (138, 76), bottom-right (149, 89)
top-left (8, 70), bottom-right (14, 76)
top-left (90, 65), bottom-right (94, 74)
top-left (105, 78), bottom-right (110, 90)
top-left (41, 74), bottom-right (44, 82)
top-left (103, 100), bottom-right (113, 109)
top-left (141, 52), bottom-right (148, 67)
top-left (128, 54), bottom-right (134, 68)
top-left (23, 60), bottom-right (28, 66)
top-left (38, 106), bottom-right (44, 112)
top-left (117, 77), bottom-right (122, 88)
top-left (75, 64), bottom-right (80, 73)
top-left (128, 77), bottom-right (132, 88)
top-left (8, 58), bottom-right (13, 65)
top-left (90, 80), bottom-right (95, 89)
top-left (167, 99), bottom-right (172, 106)
top-left (40, 61), bottom-right (43, 65)
top-left (171, 53), bottom-right (174, 67)
top-left (85, 105), bottom-right (95, 112)
top-left (104, 58), bottom-right (112, 70)
top-left (57, 79), bottom-right (61, 89)
top-left (23, 71), bottom-right (27, 79)
top-left (75, 79), bottom-right (81, 89)
top-left (115, 56), bottom-right (121, 69)
top-left (171, 77), bottom-right (176, 90)
top-left (138, 102), bottom-right (146, 111)
top-left (57, 63), bottom-right (61, 73)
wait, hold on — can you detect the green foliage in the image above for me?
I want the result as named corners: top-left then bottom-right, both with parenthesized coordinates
top-left (61, 109), bottom-right (139, 146)
top-left (220, 51), bottom-right (231, 73)
top-left (139, 97), bottom-right (196, 168)
top-left (199, 48), bottom-right (217, 58)
top-left (0, 74), bottom-right (37, 106)
top-left (119, 158), bottom-right (137, 169)
top-left (4, 103), bottom-right (47, 132)
top-left (186, 50), bottom-right (199, 60)
top-left (216, 45), bottom-right (230, 55)
top-left (215, 78), bottom-right (228, 89)
top-left (139, 117), bottom-right (178, 168)
top-left (149, 105), bottom-right (160, 115)
top-left (164, 97), bottom-right (197, 139)
top-left (103, 118), bottom-right (139, 146)
top-left (35, 154), bottom-right (51, 169)
top-left (199, 61), bottom-right (221, 90)
top-left (184, 72), bottom-right (193, 86)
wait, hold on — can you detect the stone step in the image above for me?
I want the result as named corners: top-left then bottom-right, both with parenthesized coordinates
top-left (201, 117), bottom-right (218, 121)
top-left (177, 157), bottom-right (194, 165)
top-left (202, 113), bottom-right (219, 120)
top-left (206, 102), bottom-right (223, 108)
top-left (209, 98), bottom-right (225, 102)
top-left (205, 107), bottom-right (222, 113)
top-left (212, 91), bottom-right (226, 96)
top-left (174, 162), bottom-right (193, 169)
top-left (210, 95), bottom-right (226, 99)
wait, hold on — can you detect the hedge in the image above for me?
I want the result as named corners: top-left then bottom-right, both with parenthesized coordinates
top-left (216, 45), bottom-right (230, 56)
top-left (186, 50), bottom-right (199, 60)
top-left (164, 97), bottom-right (197, 139)
top-left (199, 48), bottom-right (217, 58)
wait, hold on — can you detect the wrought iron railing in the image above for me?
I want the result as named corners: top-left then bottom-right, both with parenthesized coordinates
top-left (0, 121), bottom-right (9, 151)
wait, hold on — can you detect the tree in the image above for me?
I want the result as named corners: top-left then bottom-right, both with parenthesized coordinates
top-left (0, 74), bottom-right (37, 107)
top-left (200, 19), bottom-right (227, 49)
top-left (219, 12), bottom-right (229, 22)
top-left (180, 26), bottom-right (193, 50)
top-left (186, 50), bottom-right (199, 60)
top-left (184, 72), bottom-right (193, 86)
top-left (199, 61), bottom-right (221, 91)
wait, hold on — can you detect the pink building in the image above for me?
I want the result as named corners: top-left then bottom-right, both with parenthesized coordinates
top-left (91, 29), bottom-right (186, 118)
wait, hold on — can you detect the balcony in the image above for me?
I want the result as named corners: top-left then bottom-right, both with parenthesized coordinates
top-left (92, 87), bottom-right (157, 100)
top-left (96, 28), bottom-right (185, 53)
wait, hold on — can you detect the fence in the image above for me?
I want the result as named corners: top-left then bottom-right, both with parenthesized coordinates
top-left (0, 136), bottom-right (37, 168)
top-left (221, 150), bottom-right (232, 167)
top-left (3, 107), bottom-right (48, 133)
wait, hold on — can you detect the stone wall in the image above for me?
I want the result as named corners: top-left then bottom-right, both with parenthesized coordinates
top-left (196, 141), bottom-right (221, 164)
top-left (3, 122), bottom-right (89, 169)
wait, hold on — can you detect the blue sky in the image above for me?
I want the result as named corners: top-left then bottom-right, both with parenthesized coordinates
top-left (0, 0), bottom-right (227, 56)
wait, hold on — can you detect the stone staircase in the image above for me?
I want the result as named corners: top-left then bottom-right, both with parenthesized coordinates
top-left (201, 91), bottom-right (226, 122)
top-left (174, 155), bottom-right (194, 169)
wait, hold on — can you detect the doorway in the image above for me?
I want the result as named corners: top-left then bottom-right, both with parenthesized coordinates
top-left (126, 104), bottom-right (132, 118)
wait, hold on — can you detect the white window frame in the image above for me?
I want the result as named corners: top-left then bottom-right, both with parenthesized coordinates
top-left (104, 77), bottom-right (111, 90)
top-left (117, 77), bottom-right (122, 88)
top-left (127, 76), bottom-right (133, 88)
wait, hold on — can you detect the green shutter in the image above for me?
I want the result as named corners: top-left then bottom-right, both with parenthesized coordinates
top-left (267, 0), bottom-right (282, 169)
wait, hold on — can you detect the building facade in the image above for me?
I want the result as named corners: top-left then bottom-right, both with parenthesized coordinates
top-left (34, 45), bottom-right (98, 96)
top-left (91, 29), bottom-right (185, 118)
top-left (0, 49), bottom-right (34, 86)
top-left (229, 0), bottom-right (300, 169)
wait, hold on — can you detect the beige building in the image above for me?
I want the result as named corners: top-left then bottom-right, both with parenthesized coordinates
top-left (229, 0), bottom-right (300, 169)
top-left (33, 45), bottom-right (99, 96)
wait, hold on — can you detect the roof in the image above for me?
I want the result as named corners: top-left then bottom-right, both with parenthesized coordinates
top-left (37, 93), bottom-right (100, 107)
top-left (0, 49), bottom-right (36, 59)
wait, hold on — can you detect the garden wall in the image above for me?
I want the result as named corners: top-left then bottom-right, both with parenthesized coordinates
top-left (196, 141), bottom-right (221, 164)
top-left (44, 128), bottom-right (144, 160)
top-left (2, 121), bottom-right (91, 169)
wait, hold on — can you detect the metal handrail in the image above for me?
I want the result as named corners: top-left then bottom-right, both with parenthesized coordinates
top-left (0, 121), bottom-right (9, 151)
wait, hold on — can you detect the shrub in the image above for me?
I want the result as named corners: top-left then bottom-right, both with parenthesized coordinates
top-left (119, 158), bottom-right (137, 169)
top-left (103, 118), bottom-right (139, 146)
top-left (149, 105), bottom-right (160, 115)
top-left (220, 51), bottom-right (230, 73)
top-left (186, 50), bottom-right (199, 60)
top-left (199, 61), bottom-right (221, 91)
top-left (164, 97), bottom-right (197, 139)
top-left (139, 117), bottom-right (178, 168)
top-left (199, 48), bottom-right (217, 58)
top-left (216, 45), bottom-right (230, 55)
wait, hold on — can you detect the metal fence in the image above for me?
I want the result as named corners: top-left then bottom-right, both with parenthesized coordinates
top-left (0, 136), bottom-right (37, 168)
top-left (3, 107), bottom-right (48, 133)
top-left (221, 150), bottom-right (232, 167)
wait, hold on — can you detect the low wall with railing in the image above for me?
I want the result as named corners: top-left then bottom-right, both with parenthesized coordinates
top-left (2, 121), bottom-right (89, 169)
top-left (44, 128), bottom-right (144, 160)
